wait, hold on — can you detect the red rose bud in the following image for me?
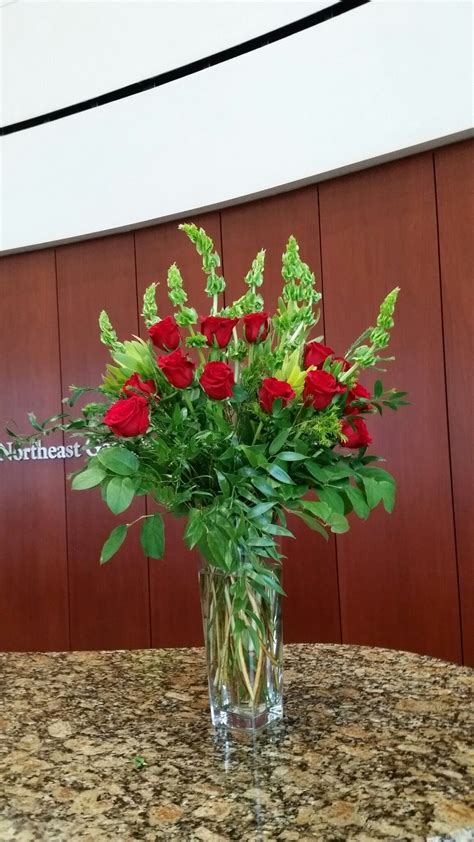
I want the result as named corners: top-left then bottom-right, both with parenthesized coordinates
top-left (149, 316), bottom-right (181, 351)
top-left (303, 370), bottom-right (346, 410)
top-left (200, 361), bottom-right (235, 400)
top-left (157, 349), bottom-right (195, 389)
top-left (332, 355), bottom-right (352, 372)
top-left (345, 383), bottom-right (372, 415)
top-left (303, 341), bottom-right (335, 369)
top-left (104, 395), bottom-right (149, 438)
top-left (259, 378), bottom-right (296, 413)
top-left (122, 373), bottom-right (157, 398)
top-left (243, 311), bottom-right (270, 343)
top-left (201, 316), bottom-right (239, 349)
top-left (341, 417), bottom-right (372, 449)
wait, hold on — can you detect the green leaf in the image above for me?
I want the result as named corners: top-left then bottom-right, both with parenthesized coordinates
top-left (374, 379), bottom-right (383, 398)
top-left (245, 624), bottom-right (260, 654)
top-left (361, 477), bottom-right (383, 509)
top-left (292, 511), bottom-right (329, 540)
top-left (27, 412), bottom-right (44, 432)
top-left (231, 384), bottom-right (248, 403)
top-left (100, 524), bottom-right (128, 563)
top-left (379, 480), bottom-right (396, 513)
top-left (140, 513), bottom-right (165, 559)
top-left (215, 470), bottom-right (231, 497)
top-left (260, 522), bottom-right (294, 537)
top-left (305, 462), bottom-right (329, 483)
top-left (206, 531), bottom-right (228, 569)
top-left (269, 429), bottom-right (290, 456)
top-left (241, 446), bottom-right (268, 469)
top-left (268, 464), bottom-right (294, 485)
top-left (184, 509), bottom-right (204, 549)
top-left (317, 487), bottom-right (345, 514)
top-left (345, 484), bottom-right (370, 519)
top-left (327, 512), bottom-right (350, 534)
top-left (239, 487), bottom-right (259, 505)
top-left (302, 500), bottom-right (332, 520)
top-left (98, 446), bottom-right (139, 476)
top-left (105, 476), bottom-right (135, 514)
top-left (277, 451), bottom-right (307, 462)
top-left (248, 502), bottom-right (275, 519)
top-left (249, 570), bottom-right (285, 595)
top-left (323, 463), bottom-right (353, 480)
top-left (248, 536), bottom-right (277, 548)
top-left (251, 476), bottom-right (276, 497)
top-left (72, 466), bottom-right (106, 490)
top-left (357, 466), bottom-right (395, 485)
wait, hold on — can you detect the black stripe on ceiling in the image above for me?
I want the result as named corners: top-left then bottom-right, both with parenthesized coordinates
top-left (1, 0), bottom-right (370, 136)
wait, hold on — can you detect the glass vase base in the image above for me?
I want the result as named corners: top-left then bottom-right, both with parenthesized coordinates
top-left (210, 701), bottom-right (283, 732)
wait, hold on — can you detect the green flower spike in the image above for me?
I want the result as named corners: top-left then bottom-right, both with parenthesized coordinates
top-left (141, 283), bottom-right (159, 328)
top-left (99, 310), bottom-right (124, 352)
top-left (179, 224), bottom-right (225, 314)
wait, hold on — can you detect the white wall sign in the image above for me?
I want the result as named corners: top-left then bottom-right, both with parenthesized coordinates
top-left (0, 441), bottom-right (104, 462)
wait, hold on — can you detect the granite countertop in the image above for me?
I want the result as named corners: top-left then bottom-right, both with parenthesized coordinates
top-left (0, 644), bottom-right (473, 842)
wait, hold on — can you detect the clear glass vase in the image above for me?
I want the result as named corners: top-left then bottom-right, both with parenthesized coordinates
top-left (199, 562), bottom-right (283, 731)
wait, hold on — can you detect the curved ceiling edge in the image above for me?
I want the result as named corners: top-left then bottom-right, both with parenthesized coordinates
top-left (1, 131), bottom-right (470, 257)
top-left (1, 1), bottom-right (369, 136)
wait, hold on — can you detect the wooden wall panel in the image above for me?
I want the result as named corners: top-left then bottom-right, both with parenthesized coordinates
top-left (0, 251), bottom-right (69, 651)
top-left (134, 213), bottom-right (222, 646)
top-left (434, 140), bottom-right (474, 666)
top-left (220, 189), bottom-right (342, 643)
top-left (319, 154), bottom-right (462, 662)
top-left (56, 235), bottom-right (150, 650)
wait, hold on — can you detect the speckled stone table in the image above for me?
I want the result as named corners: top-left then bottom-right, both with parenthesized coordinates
top-left (0, 645), bottom-right (473, 842)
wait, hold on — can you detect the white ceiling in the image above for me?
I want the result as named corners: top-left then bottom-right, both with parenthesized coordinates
top-left (0, 0), bottom-right (331, 125)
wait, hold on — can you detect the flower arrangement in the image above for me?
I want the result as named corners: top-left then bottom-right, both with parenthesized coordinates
top-left (12, 224), bottom-right (407, 729)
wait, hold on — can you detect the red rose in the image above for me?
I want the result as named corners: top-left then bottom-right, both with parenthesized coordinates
top-left (243, 312), bottom-right (270, 343)
top-left (157, 349), bottom-right (195, 388)
top-left (259, 378), bottom-right (296, 413)
top-left (303, 370), bottom-right (346, 410)
top-left (104, 395), bottom-right (149, 437)
top-left (201, 316), bottom-right (239, 348)
top-left (345, 383), bottom-right (372, 415)
top-left (122, 373), bottom-right (157, 398)
top-left (332, 355), bottom-right (352, 372)
top-left (303, 341), bottom-right (335, 369)
top-left (341, 417), bottom-right (372, 449)
top-left (149, 316), bottom-right (181, 351)
top-left (200, 361), bottom-right (235, 400)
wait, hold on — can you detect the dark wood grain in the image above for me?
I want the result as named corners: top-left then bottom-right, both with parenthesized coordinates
top-left (434, 140), bottom-right (474, 666)
top-left (134, 213), bottom-right (222, 646)
top-left (0, 251), bottom-right (69, 651)
top-left (56, 235), bottom-right (150, 650)
top-left (220, 189), bottom-right (342, 643)
top-left (319, 154), bottom-right (462, 662)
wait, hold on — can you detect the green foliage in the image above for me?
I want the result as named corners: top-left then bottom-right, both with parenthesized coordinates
top-left (100, 524), bottom-right (128, 563)
top-left (12, 223), bottom-right (407, 597)
top-left (98, 446), bottom-right (139, 475)
top-left (140, 513), bottom-right (165, 559)
top-left (105, 476), bottom-right (135, 514)
top-left (71, 465), bottom-right (106, 490)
